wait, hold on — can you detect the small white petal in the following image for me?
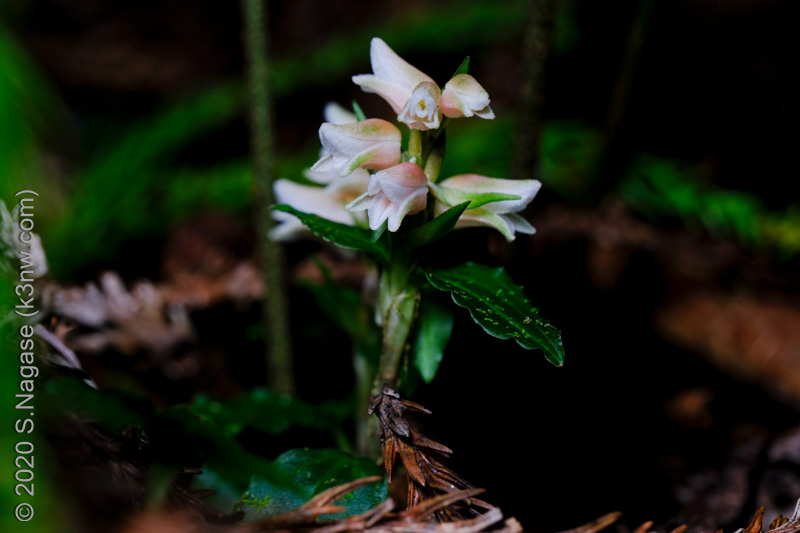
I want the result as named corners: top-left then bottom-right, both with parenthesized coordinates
top-left (398, 82), bottom-right (442, 131)
top-left (323, 102), bottom-right (358, 125)
top-left (353, 38), bottom-right (435, 115)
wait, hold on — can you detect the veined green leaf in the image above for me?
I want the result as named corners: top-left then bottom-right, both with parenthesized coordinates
top-left (424, 263), bottom-right (564, 366)
top-left (236, 449), bottom-right (387, 521)
top-left (272, 205), bottom-right (389, 264)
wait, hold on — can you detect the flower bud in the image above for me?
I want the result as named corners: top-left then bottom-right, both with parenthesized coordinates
top-left (312, 119), bottom-right (402, 177)
top-left (440, 74), bottom-right (495, 119)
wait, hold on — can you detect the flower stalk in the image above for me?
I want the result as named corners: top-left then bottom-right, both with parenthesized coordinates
top-left (242, 0), bottom-right (294, 394)
top-left (377, 255), bottom-right (420, 386)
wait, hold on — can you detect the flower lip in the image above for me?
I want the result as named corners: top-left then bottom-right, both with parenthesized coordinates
top-left (352, 38), bottom-right (435, 114)
top-left (398, 81), bottom-right (442, 131)
top-left (346, 162), bottom-right (428, 232)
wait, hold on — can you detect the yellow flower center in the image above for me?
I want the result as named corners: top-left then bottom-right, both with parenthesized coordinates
top-left (418, 99), bottom-right (426, 111)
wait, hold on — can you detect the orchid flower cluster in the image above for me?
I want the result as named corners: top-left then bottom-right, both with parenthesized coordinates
top-left (271, 38), bottom-right (563, 400)
top-left (271, 37), bottom-right (541, 243)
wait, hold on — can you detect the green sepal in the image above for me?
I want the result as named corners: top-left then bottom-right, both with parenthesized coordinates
top-left (452, 56), bottom-right (470, 77)
top-left (405, 202), bottom-right (470, 249)
top-left (351, 100), bottom-right (367, 122)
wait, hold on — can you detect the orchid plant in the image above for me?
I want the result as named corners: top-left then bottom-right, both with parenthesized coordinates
top-left (271, 38), bottom-right (564, 435)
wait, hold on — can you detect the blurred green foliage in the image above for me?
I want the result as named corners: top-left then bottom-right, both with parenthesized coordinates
top-left (622, 156), bottom-right (800, 256)
top-left (0, 29), bottom-right (66, 224)
top-left (187, 388), bottom-right (352, 437)
top-left (45, 84), bottom-right (244, 277)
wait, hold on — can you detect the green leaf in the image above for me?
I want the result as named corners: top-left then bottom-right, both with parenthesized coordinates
top-left (272, 204), bottom-right (390, 264)
top-left (452, 56), bottom-right (470, 77)
top-left (352, 100), bottom-right (367, 122)
top-left (413, 298), bottom-right (454, 383)
top-left (303, 279), bottom-right (380, 354)
top-left (236, 449), bottom-right (387, 521)
top-left (187, 388), bottom-right (352, 437)
top-left (424, 263), bottom-right (564, 366)
top-left (405, 202), bottom-right (470, 248)
top-left (371, 221), bottom-right (388, 243)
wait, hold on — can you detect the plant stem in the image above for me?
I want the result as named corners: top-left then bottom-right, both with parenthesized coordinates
top-left (353, 347), bottom-right (377, 457)
top-left (408, 129), bottom-right (423, 162)
top-left (377, 257), bottom-right (420, 386)
top-left (242, 0), bottom-right (295, 395)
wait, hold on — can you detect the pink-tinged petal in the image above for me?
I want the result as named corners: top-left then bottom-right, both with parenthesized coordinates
top-left (351, 76), bottom-right (411, 115)
top-left (374, 161), bottom-right (428, 191)
top-left (323, 102), bottom-right (358, 125)
top-left (312, 119), bottom-right (402, 176)
top-left (353, 38), bottom-right (434, 114)
top-left (398, 81), bottom-right (442, 131)
top-left (440, 74), bottom-right (494, 119)
top-left (346, 162), bottom-right (428, 232)
top-left (370, 38), bottom-right (432, 89)
top-left (387, 187), bottom-right (427, 232)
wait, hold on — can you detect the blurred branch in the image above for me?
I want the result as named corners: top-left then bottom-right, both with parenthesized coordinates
top-left (242, 0), bottom-right (295, 394)
top-left (512, 0), bottom-right (556, 181)
top-left (606, 0), bottom-right (658, 137)
top-left (590, 0), bottom-right (658, 195)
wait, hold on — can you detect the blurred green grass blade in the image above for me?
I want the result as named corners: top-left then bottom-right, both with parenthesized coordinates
top-left (621, 155), bottom-right (800, 257)
top-left (0, 29), bottom-right (66, 220)
top-left (45, 84), bottom-right (243, 277)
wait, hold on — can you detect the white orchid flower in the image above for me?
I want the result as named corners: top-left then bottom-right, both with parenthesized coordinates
top-left (304, 102), bottom-right (361, 185)
top-left (311, 119), bottom-right (402, 177)
top-left (270, 169), bottom-right (370, 241)
top-left (346, 162), bottom-right (428, 232)
top-left (398, 81), bottom-right (442, 131)
top-left (431, 174), bottom-right (541, 241)
top-left (440, 74), bottom-right (495, 119)
top-left (352, 37), bottom-right (435, 115)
